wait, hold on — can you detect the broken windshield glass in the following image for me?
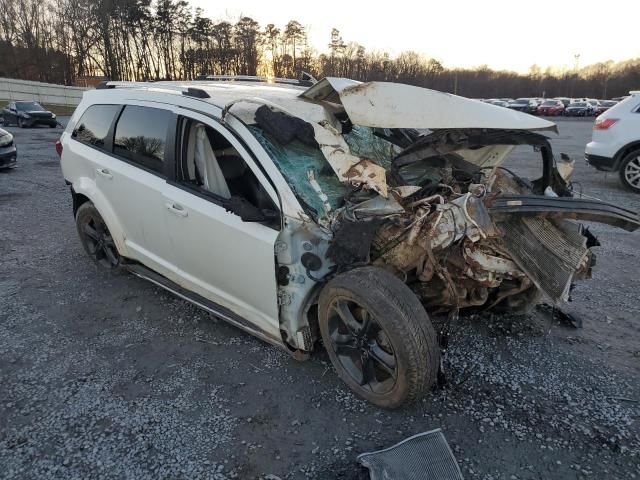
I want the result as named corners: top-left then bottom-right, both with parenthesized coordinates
top-left (249, 126), bottom-right (348, 216)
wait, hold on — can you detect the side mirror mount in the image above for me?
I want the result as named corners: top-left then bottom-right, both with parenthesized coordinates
top-left (224, 196), bottom-right (280, 225)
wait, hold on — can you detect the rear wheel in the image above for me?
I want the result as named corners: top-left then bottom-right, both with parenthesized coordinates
top-left (619, 149), bottom-right (640, 193)
top-left (75, 202), bottom-right (121, 269)
top-left (319, 267), bottom-right (439, 408)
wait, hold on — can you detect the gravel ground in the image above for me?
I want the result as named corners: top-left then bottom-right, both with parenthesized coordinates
top-left (0, 118), bottom-right (638, 480)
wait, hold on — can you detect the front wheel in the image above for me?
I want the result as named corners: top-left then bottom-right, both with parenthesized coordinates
top-left (75, 202), bottom-right (121, 268)
top-left (318, 267), bottom-right (439, 408)
top-left (619, 150), bottom-right (640, 193)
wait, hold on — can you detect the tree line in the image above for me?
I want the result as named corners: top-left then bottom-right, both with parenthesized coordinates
top-left (1, 0), bottom-right (638, 99)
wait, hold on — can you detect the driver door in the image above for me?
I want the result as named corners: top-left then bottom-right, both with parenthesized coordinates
top-left (162, 110), bottom-right (282, 340)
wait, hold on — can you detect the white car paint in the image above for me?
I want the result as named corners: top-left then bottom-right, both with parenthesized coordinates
top-left (585, 92), bottom-right (640, 192)
top-left (300, 77), bottom-right (557, 132)
top-left (60, 78), bottom-right (562, 352)
top-left (586, 92), bottom-right (640, 160)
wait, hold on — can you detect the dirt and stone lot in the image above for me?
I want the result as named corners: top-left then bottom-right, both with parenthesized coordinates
top-left (1, 118), bottom-right (639, 480)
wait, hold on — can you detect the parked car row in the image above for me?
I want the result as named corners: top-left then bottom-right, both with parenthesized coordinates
top-left (481, 97), bottom-right (619, 117)
top-left (0, 100), bottom-right (57, 170)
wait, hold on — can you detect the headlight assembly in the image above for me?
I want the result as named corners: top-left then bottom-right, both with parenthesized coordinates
top-left (0, 133), bottom-right (13, 147)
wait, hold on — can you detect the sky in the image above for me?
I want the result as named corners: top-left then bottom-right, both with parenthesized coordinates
top-left (190, 0), bottom-right (639, 73)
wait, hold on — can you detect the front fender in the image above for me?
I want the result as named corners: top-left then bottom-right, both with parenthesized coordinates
top-left (72, 177), bottom-right (129, 258)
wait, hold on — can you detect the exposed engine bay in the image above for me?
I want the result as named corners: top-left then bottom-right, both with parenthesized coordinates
top-left (328, 129), bottom-right (608, 314)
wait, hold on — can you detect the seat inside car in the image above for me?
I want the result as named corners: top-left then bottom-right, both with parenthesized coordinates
top-left (186, 123), bottom-right (231, 198)
top-left (183, 120), bottom-right (275, 213)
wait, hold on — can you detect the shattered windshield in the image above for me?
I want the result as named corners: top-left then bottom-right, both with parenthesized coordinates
top-left (343, 126), bottom-right (396, 168)
top-left (249, 125), bottom-right (348, 215)
top-left (249, 122), bottom-right (401, 217)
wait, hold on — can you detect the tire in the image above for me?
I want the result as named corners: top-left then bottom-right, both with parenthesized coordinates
top-left (318, 266), bottom-right (439, 408)
top-left (619, 149), bottom-right (640, 193)
top-left (75, 202), bottom-right (121, 269)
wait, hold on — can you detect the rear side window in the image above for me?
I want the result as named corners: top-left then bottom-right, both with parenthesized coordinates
top-left (114, 105), bottom-right (172, 174)
top-left (72, 104), bottom-right (120, 149)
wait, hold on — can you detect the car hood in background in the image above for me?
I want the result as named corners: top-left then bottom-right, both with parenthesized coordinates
top-left (300, 77), bottom-right (557, 133)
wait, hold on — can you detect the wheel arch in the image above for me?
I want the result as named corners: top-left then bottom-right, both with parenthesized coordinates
top-left (613, 141), bottom-right (640, 170)
top-left (70, 179), bottom-right (129, 257)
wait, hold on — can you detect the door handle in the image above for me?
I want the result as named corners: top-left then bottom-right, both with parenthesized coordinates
top-left (96, 168), bottom-right (113, 180)
top-left (165, 202), bottom-right (188, 217)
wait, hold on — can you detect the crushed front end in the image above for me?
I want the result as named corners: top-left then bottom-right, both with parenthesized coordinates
top-left (226, 79), bottom-right (640, 349)
top-left (326, 128), bottom-right (640, 316)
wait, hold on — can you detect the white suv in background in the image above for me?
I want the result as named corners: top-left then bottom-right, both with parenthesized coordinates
top-left (586, 91), bottom-right (640, 192)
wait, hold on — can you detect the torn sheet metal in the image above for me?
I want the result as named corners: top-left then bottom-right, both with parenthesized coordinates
top-left (301, 77), bottom-right (557, 132)
top-left (357, 429), bottom-right (464, 480)
top-left (312, 121), bottom-right (388, 196)
top-left (345, 195), bottom-right (405, 220)
top-left (488, 195), bottom-right (640, 232)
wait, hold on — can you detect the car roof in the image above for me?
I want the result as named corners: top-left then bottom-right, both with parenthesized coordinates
top-left (90, 79), bottom-right (338, 127)
top-left (90, 77), bottom-right (556, 132)
top-left (98, 80), bottom-right (306, 108)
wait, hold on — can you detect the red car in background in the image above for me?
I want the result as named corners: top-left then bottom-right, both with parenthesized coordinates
top-left (537, 99), bottom-right (565, 116)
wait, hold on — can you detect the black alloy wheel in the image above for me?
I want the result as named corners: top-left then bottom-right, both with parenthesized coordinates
top-left (319, 267), bottom-right (439, 408)
top-left (326, 298), bottom-right (398, 394)
top-left (76, 202), bottom-right (120, 269)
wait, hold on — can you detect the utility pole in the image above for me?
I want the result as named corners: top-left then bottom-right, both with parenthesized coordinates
top-left (571, 53), bottom-right (581, 97)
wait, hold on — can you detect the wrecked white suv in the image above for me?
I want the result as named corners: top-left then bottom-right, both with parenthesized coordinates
top-left (59, 77), bottom-right (640, 408)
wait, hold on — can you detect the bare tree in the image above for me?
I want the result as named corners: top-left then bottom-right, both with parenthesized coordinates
top-left (0, 0), bottom-right (638, 99)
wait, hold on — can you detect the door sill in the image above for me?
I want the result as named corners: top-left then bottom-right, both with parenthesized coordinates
top-left (124, 262), bottom-right (285, 350)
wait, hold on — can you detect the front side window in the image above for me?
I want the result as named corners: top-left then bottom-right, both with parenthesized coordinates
top-left (114, 105), bottom-right (172, 174)
top-left (72, 104), bottom-right (120, 149)
top-left (177, 118), bottom-right (278, 224)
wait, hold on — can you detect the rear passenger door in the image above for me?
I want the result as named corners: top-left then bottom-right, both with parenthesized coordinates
top-left (93, 103), bottom-right (177, 276)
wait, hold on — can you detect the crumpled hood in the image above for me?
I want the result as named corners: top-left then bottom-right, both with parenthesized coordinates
top-left (300, 78), bottom-right (557, 133)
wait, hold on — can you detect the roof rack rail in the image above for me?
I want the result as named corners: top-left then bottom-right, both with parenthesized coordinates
top-left (95, 81), bottom-right (209, 99)
top-left (195, 73), bottom-right (317, 87)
